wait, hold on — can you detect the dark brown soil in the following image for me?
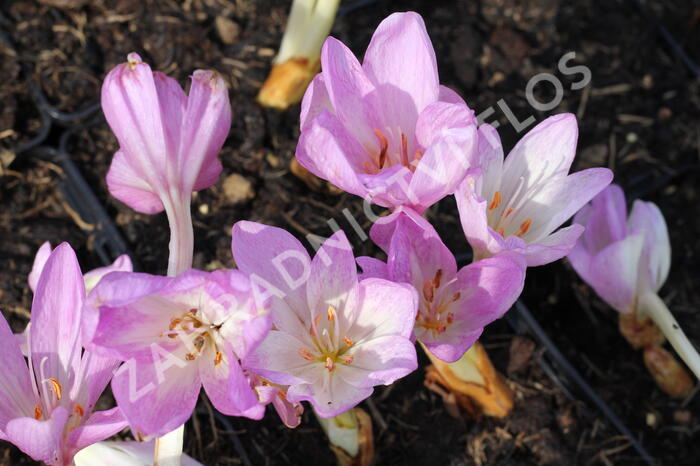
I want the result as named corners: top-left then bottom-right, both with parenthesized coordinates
top-left (1, 0), bottom-right (699, 465)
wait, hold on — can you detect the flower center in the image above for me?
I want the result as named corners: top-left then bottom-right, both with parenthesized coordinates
top-left (297, 305), bottom-right (355, 372)
top-left (486, 190), bottom-right (533, 239)
top-left (362, 128), bottom-right (423, 174)
top-left (162, 308), bottom-right (223, 367)
top-left (417, 269), bottom-right (460, 336)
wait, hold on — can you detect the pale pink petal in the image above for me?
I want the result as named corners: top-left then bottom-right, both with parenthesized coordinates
top-left (0, 315), bottom-right (35, 425)
top-left (415, 101), bottom-right (475, 149)
top-left (83, 254), bottom-right (133, 294)
top-left (500, 113), bottom-right (579, 203)
top-left (515, 167), bottom-right (613, 242)
top-left (295, 110), bottom-right (368, 198)
top-left (200, 344), bottom-right (262, 419)
top-left (178, 70), bottom-right (231, 192)
top-left (362, 12), bottom-right (439, 131)
top-left (271, 392), bottom-right (303, 428)
top-left (88, 272), bottom-right (175, 361)
top-left (409, 125), bottom-right (477, 212)
top-left (455, 176), bottom-right (497, 258)
top-left (30, 243), bottom-right (84, 396)
top-left (587, 234), bottom-right (644, 313)
top-left (242, 331), bottom-right (318, 386)
top-left (71, 351), bottom-right (122, 416)
top-left (438, 85), bottom-right (466, 105)
top-left (577, 184), bottom-right (628, 254)
top-left (320, 37), bottom-right (380, 149)
top-left (336, 335), bottom-right (417, 388)
top-left (106, 150), bottom-right (164, 214)
top-left (422, 328), bottom-right (483, 363)
top-left (475, 124), bottom-right (505, 201)
top-left (111, 347), bottom-right (201, 437)
top-left (231, 221), bottom-right (311, 323)
top-left (628, 200), bottom-right (670, 292)
top-left (520, 224), bottom-right (585, 267)
top-left (101, 53), bottom-right (169, 193)
top-left (152, 71), bottom-right (186, 162)
top-left (66, 407), bottom-right (127, 457)
top-left (349, 278), bottom-right (418, 343)
top-left (300, 73), bottom-right (332, 131)
top-left (28, 241), bottom-right (52, 292)
top-left (356, 256), bottom-right (388, 280)
top-left (287, 371), bottom-right (372, 418)
top-left (306, 230), bottom-right (358, 318)
top-left (4, 407), bottom-right (69, 465)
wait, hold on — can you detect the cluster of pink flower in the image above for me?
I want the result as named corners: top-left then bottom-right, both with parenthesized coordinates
top-left (6, 11), bottom-right (690, 466)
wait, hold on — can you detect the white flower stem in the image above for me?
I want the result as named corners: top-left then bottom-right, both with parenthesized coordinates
top-left (316, 410), bottom-right (360, 458)
top-left (639, 292), bottom-right (700, 380)
top-left (275, 0), bottom-right (340, 64)
top-left (155, 193), bottom-right (194, 466)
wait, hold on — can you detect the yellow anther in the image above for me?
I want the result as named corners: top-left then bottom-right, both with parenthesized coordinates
top-left (325, 356), bottom-right (335, 372)
top-left (48, 378), bottom-right (62, 401)
top-left (185, 353), bottom-right (196, 361)
top-left (488, 191), bottom-right (502, 210)
top-left (343, 355), bottom-right (354, 365)
top-left (74, 403), bottom-right (85, 417)
top-left (374, 129), bottom-right (389, 168)
top-left (327, 305), bottom-right (336, 322)
top-left (34, 405), bottom-right (42, 420)
top-left (343, 336), bottom-right (354, 347)
top-left (433, 269), bottom-right (443, 289)
top-left (214, 351), bottom-right (223, 367)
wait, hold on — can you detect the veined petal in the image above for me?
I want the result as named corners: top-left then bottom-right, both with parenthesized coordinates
top-left (408, 125), bottom-right (477, 211)
top-left (475, 124), bottom-right (504, 202)
top-left (500, 113), bottom-right (579, 204)
top-left (111, 346), bottom-right (201, 437)
top-left (300, 73), bottom-right (332, 131)
top-left (28, 241), bottom-right (52, 292)
top-left (422, 328), bottom-right (482, 364)
top-left (0, 315), bottom-right (35, 426)
top-left (70, 350), bottom-right (122, 417)
top-left (4, 407), bottom-right (69, 465)
top-left (336, 335), bottom-right (417, 388)
top-left (306, 230), bottom-right (358, 321)
top-left (455, 176), bottom-right (499, 258)
top-left (83, 254), bottom-right (133, 295)
top-left (287, 371), bottom-right (372, 418)
top-left (231, 221), bottom-right (311, 322)
top-left (415, 101), bottom-right (475, 149)
top-left (65, 407), bottom-right (127, 459)
top-left (295, 110), bottom-right (368, 198)
top-left (243, 330), bottom-right (320, 386)
top-left (101, 53), bottom-right (169, 193)
top-left (520, 224), bottom-right (585, 267)
top-left (438, 85), bottom-right (466, 105)
top-left (320, 37), bottom-right (380, 149)
top-left (200, 343), bottom-right (261, 419)
top-left (152, 72), bottom-right (186, 165)
top-left (628, 200), bottom-right (671, 293)
top-left (30, 243), bottom-right (84, 397)
top-left (356, 256), bottom-right (389, 280)
top-left (515, 167), bottom-right (613, 242)
top-left (587, 235), bottom-right (644, 313)
top-left (362, 12), bottom-right (439, 132)
top-left (349, 278), bottom-right (418, 343)
top-left (106, 150), bottom-right (164, 214)
top-left (178, 70), bottom-right (231, 192)
top-left (578, 184), bottom-right (628, 254)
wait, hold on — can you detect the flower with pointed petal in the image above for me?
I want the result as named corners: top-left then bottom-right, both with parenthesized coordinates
top-left (296, 12), bottom-right (477, 213)
top-left (358, 209), bottom-right (526, 362)
top-left (87, 269), bottom-right (270, 437)
top-left (0, 243), bottom-right (127, 466)
top-left (568, 184), bottom-right (670, 314)
top-left (455, 114), bottom-right (613, 266)
top-left (28, 241), bottom-right (132, 294)
top-left (232, 221), bottom-right (418, 417)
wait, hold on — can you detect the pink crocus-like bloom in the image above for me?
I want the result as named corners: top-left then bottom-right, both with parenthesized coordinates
top-left (232, 222), bottom-right (418, 417)
top-left (102, 52), bottom-right (231, 274)
top-left (567, 184), bottom-right (670, 314)
top-left (0, 243), bottom-right (127, 466)
top-left (28, 241), bottom-right (132, 293)
top-left (455, 114), bottom-right (613, 266)
top-left (86, 269), bottom-right (271, 437)
top-left (296, 12), bottom-right (478, 213)
top-left (357, 209), bottom-right (526, 362)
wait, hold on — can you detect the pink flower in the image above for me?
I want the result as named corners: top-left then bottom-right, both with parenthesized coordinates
top-left (358, 209), bottom-right (526, 362)
top-left (28, 241), bottom-right (132, 293)
top-left (102, 53), bottom-right (231, 216)
top-left (0, 243), bottom-right (127, 466)
top-left (455, 114), bottom-right (613, 266)
top-left (568, 184), bottom-right (670, 313)
top-left (86, 269), bottom-right (271, 437)
top-left (232, 221), bottom-right (418, 417)
top-left (296, 12), bottom-right (477, 213)
top-left (248, 373), bottom-right (303, 428)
